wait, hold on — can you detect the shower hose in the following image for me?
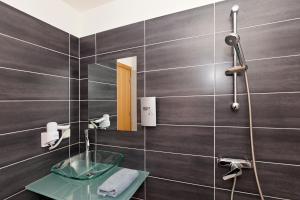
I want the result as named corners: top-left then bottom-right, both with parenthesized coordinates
top-left (231, 71), bottom-right (264, 200)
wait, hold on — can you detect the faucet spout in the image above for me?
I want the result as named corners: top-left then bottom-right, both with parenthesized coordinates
top-left (85, 129), bottom-right (90, 152)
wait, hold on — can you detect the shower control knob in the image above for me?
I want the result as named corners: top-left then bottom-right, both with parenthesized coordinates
top-left (231, 102), bottom-right (240, 111)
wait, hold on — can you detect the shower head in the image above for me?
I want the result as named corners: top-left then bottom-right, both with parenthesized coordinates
top-left (225, 33), bottom-right (240, 46)
top-left (225, 33), bottom-right (247, 68)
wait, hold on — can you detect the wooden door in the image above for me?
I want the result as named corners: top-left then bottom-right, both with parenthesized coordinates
top-left (117, 63), bottom-right (132, 131)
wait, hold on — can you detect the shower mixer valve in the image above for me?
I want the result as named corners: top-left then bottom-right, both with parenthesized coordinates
top-left (218, 158), bottom-right (252, 180)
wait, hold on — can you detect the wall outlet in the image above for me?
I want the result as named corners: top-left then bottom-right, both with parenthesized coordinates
top-left (62, 129), bottom-right (71, 139)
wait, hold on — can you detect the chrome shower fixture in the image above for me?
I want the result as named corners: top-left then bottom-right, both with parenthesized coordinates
top-left (223, 5), bottom-right (265, 200)
top-left (225, 33), bottom-right (247, 69)
top-left (218, 158), bottom-right (252, 180)
top-left (226, 5), bottom-right (240, 112)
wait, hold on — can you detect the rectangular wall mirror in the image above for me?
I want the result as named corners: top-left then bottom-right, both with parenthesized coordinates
top-left (88, 56), bottom-right (137, 131)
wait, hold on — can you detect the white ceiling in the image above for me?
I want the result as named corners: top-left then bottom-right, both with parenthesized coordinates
top-left (62, 0), bottom-right (114, 12)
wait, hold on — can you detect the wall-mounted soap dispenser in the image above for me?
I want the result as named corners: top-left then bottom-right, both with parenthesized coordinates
top-left (41, 122), bottom-right (70, 150)
top-left (141, 97), bottom-right (156, 126)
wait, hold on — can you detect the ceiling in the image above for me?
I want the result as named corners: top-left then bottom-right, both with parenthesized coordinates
top-left (62, 0), bottom-right (114, 12)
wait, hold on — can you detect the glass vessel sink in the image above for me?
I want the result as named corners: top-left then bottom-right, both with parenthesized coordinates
top-left (51, 150), bottom-right (124, 180)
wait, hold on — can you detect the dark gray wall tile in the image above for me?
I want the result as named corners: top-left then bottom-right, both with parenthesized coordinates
top-left (8, 190), bottom-right (51, 200)
top-left (70, 35), bottom-right (79, 57)
top-left (146, 151), bottom-right (214, 186)
top-left (93, 125), bottom-right (144, 149)
top-left (80, 34), bottom-right (95, 58)
top-left (80, 101), bottom-right (88, 121)
top-left (70, 79), bottom-right (79, 100)
top-left (0, 35), bottom-right (69, 76)
top-left (146, 65), bottom-right (214, 97)
top-left (97, 47), bottom-right (144, 72)
top-left (156, 96), bottom-right (214, 125)
top-left (70, 57), bottom-right (79, 79)
top-left (216, 93), bottom-right (300, 128)
top-left (0, 146), bottom-right (78, 199)
top-left (146, 5), bottom-right (214, 44)
top-left (70, 122), bottom-right (80, 145)
top-left (146, 177), bottom-right (214, 200)
top-left (146, 36), bottom-right (213, 71)
top-left (252, 93), bottom-right (300, 128)
top-left (88, 82), bottom-right (116, 100)
top-left (96, 145), bottom-right (144, 170)
top-left (96, 22), bottom-right (144, 54)
top-left (80, 79), bottom-right (88, 100)
top-left (70, 101), bottom-right (79, 122)
top-left (146, 125), bottom-right (214, 156)
top-left (0, 68), bottom-right (68, 100)
top-left (216, 20), bottom-right (300, 63)
top-left (246, 56), bottom-right (300, 93)
top-left (215, 0), bottom-right (300, 32)
top-left (215, 127), bottom-right (251, 159)
top-left (216, 127), bottom-right (300, 165)
top-left (215, 189), bottom-right (266, 200)
top-left (132, 183), bottom-right (145, 199)
top-left (137, 72), bottom-right (144, 97)
top-left (0, 2), bottom-right (69, 53)
top-left (215, 56), bottom-right (300, 95)
top-left (215, 94), bottom-right (248, 127)
top-left (0, 128), bottom-right (45, 168)
top-left (0, 101), bottom-right (68, 134)
top-left (80, 57), bottom-right (95, 79)
top-left (88, 64), bottom-right (116, 83)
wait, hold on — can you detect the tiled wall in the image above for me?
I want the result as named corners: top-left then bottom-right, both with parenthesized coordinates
top-left (80, 0), bottom-right (300, 199)
top-left (0, 2), bottom-right (80, 199)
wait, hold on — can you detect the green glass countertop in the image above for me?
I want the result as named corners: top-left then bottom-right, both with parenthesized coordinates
top-left (26, 167), bottom-right (149, 200)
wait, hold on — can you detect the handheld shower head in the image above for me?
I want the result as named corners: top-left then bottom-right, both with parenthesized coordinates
top-left (225, 33), bottom-right (247, 68)
top-left (225, 33), bottom-right (240, 46)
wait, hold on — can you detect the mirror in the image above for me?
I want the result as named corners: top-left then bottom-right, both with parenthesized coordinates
top-left (88, 56), bottom-right (137, 131)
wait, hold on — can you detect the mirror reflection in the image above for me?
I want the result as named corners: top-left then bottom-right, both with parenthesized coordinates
top-left (88, 56), bottom-right (137, 131)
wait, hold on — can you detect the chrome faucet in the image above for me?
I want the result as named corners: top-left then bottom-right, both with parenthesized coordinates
top-left (218, 158), bottom-right (252, 180)
top-left (84, 129), bottom-right (90, 152)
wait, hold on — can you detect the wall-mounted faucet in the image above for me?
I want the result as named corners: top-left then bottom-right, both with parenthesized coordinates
top-left (218, 158), bottom-right (252, 180)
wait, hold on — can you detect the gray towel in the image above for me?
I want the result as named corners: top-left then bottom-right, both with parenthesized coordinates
top-left (97, 168), bottom-right (139, 197)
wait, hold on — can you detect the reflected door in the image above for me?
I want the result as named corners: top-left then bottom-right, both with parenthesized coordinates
top-left (117, 63), bottom-right (132, 131)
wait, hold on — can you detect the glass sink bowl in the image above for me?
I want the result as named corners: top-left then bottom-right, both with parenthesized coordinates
top-left (51, 150), bottom-right (124, 180)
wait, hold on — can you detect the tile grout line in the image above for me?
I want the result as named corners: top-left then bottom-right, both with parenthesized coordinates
top-left (0, 15), bottom-right (296, 62)
top-left (68, 34), bottom-right (71, 159)
top-left (88, 80), bottom-right (116, 86)
top-left (0, 142), bottom-right (80, 171)
top-left (3, 189), bottom-right (26, 200)
top-left (92, 143), bottom-right (300, 167)
top-left (79, 16), bottom-right (300, 60)
top-left (79, 37), bottom-right (81, 152)
top-left (0, 120), bottom-right (80, 136)
top-left (82, 53), bottom-right (300, 76)
top-left (143, 20), bottom-right (147, 200)
top-left (0, 32), bottom-right (71, 57)
top-left (94, 33), bottom-right (97, 150)
top-left (213, 2), bottom-right (216, 200)
top-left (0, 65), bottom-right (70, 80)
top-left (216, 187), bottom-right (291, 200)
top-left (149, 176), bottom-right (291, 200)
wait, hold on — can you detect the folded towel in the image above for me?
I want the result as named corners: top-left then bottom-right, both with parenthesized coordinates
top-left (97, 168), bottom-right (139, 197)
